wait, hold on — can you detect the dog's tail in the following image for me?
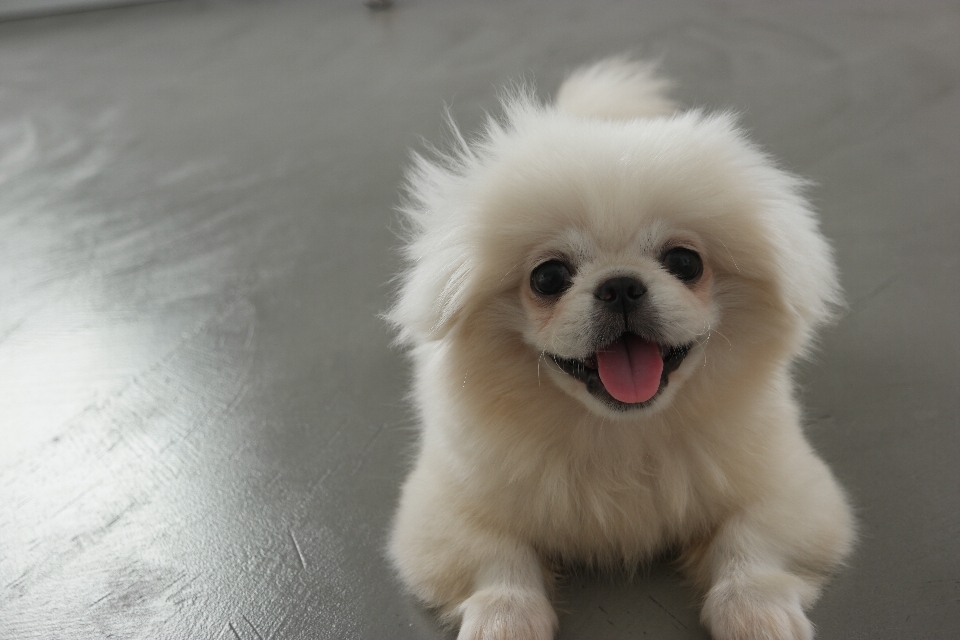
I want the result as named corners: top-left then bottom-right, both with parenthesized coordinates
top-left (555, 57), bottom-right (676, 120)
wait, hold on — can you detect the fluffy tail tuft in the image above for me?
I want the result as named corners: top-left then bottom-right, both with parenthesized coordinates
top-left (555, 57), bottom-right (676, 120)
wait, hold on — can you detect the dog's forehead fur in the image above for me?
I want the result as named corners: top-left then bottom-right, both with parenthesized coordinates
top-left (391, 94), bottom-right (839, 355)
top-left (464, 109), bottom-right (778, 286)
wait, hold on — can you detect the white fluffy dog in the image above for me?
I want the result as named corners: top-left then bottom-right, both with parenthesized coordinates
top-left (387, 58), bottom-right (854, 640)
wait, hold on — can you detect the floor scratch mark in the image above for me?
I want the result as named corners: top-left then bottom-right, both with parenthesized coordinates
top-left (289, 529), bottom-right (306, 570)
top-left (227, 621), bottom-right (243, 640)
top-left (648, 595), bottom-right (688, 630)
top-left (242, 614), bottom-right (265, 640)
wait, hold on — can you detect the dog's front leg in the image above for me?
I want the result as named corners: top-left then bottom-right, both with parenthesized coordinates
top-left (390, 461), bottom-right (557, 640)
top-left (698, 546), bottom-right (817, 640)
top-left (455, 538), bottom-right (557, 640)
top-left (395, 521), bottom-right (557, 640)
top-left (685, 465), bottom-right (853, 640)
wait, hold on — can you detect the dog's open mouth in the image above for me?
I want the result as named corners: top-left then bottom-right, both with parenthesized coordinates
top-left (551, 333), bottom-right (691, 410)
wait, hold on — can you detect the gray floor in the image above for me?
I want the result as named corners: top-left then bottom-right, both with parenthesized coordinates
top-left (1, 1), bottom-right (958, 639)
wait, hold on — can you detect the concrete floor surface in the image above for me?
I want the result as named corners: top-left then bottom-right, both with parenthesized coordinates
top-left (0, 1), bottom-right (958, 638)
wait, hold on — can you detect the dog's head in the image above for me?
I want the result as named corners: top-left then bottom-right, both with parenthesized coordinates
top-left (390, 68), bottom-right (839, 419)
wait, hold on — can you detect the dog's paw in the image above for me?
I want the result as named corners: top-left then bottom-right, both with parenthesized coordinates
top-left (701, 573), bottom-right (816, 640)
top-left (457, 587), bottom-right (557, 640)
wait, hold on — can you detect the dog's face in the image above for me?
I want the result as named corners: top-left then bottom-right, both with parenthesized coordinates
top-left (392, 106), bottom-right (840, 420)
top-left (519, 221), bottom-right (719, 416)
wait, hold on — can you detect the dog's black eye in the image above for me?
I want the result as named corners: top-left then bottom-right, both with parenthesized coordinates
top-left (662, 248), bottom-right (703, 282)
top-left (531, 260), bottom-right (572, 296)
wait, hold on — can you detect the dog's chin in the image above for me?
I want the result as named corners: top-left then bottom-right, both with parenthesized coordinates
top-left (543, 335), bottom-right (696, 419)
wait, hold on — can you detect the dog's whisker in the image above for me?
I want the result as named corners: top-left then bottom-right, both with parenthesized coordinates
top-left (711, 230), bottom-right (741, 274)
top-left (499, 258), bottom-right (526, 284)
top-left (711, 327), bottom-right (733, 350)
top-left (697, 333), bottom-right (711, 368)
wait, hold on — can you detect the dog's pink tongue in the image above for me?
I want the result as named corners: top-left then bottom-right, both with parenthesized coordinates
top-left (596, 334), bottom-right (663, 404)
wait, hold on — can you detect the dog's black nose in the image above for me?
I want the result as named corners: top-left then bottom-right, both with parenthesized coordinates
top-left (594, 276), bottom-right (647, 312)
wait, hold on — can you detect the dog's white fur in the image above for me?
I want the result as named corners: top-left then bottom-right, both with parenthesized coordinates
top-left (387, 58), bottom-right (854, 640)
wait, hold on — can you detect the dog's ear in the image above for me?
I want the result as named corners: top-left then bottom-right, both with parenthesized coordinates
top-left (764, 185), bottom-right (844, 356)
top-left (387, 149), bottom-right (479, 346)
top-left (710, 113), bottom-right (843, 356)
top-left (387, 229), bottom-right (475, 346)
top-left (387, 94), bottom-right (543, 347)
